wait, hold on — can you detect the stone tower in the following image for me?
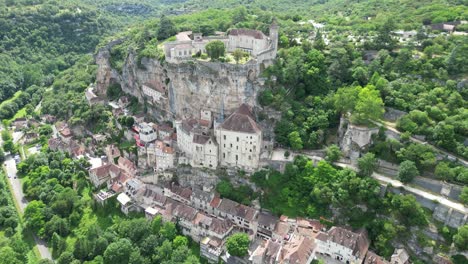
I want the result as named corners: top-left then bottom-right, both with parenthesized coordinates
top-left (269, 19), bottom-right (279, 53)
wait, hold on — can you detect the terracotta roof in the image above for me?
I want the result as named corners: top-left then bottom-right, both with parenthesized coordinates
top-left (90, 164), bottom-right (111, 179)
top-left (364, 251), bottom-right (389, 264)
top-left (173, 203), bottom-right (198, 221)
top-left (210, 196), bottom-right (221, 208)
top-left (170, 184), bottom-right (192, 200)
top-left (280, 236), bottom-right (316, 264)
top-left (220, 104), bottom-right (260, 133)
top-left (59, 127), bottom-right (72, 137)
top-left (209, 218), bottom-right (233, 235)
top-left (118, 157), bottom-right (136, 170)
top-left (274, 221), bottom-right (290, 237)
top-left (229, 28), bottom-right (266, 39)
top-left (217, 199), bottom-right (257, 222)
top-left (143, 82), bottom-right (166, 94)
top-left (112, 183), bottom-right (123, 192)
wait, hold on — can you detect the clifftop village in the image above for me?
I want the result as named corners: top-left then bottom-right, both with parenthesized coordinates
top-left (14, 21), bottom-right (462, 264)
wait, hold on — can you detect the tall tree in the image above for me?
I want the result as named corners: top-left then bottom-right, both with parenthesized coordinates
top-left (374, 19), bottom-right (397, 50)
top-left (352, 85), bottom-right (384, 124)
top-left (398, 160), bottom-right (419, 183)
top-left (226, 233), bottom-right (249, 257)
top-left (205, 41), bottom-right (225, 60)
top-left (157, 15), bottom-right (177, 41)
top-left (358, 153), bottom-right (377, 176)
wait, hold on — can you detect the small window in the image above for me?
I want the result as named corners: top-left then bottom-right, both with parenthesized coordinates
top-left (236, 137), bottom-right (239, 142)
top-left (230, 143), bottom-right (232, 148)
top-left (223, 135), bottom-right (226, 140)
top-left (236, 155), bottom-right (238, 161)
top-left (223, 153), bottom-right (226, 158)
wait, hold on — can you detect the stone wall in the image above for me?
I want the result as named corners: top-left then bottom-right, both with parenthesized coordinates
top-left (388, 186), bottom-right (467, 228)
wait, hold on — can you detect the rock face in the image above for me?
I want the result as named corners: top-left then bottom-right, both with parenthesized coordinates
top-left (95, 42), bottom-right (264, 121)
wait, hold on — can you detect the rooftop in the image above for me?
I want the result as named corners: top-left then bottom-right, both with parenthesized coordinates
top-left (220, 104), bottom-right (261, 134)
top-left (229, 28), bottom-right (266, 39)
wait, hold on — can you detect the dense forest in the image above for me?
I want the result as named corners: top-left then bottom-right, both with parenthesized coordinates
top-left (17, 151), bottom-right (201, 264)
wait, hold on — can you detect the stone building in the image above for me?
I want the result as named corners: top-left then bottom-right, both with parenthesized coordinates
top-left (175, 115), bottom-right (218, 168)
top-left (315, 227), bottom-right (370, 264)
top-left (215, 104), bottom-right (262, 171)
top-left (164, 21), bottom-right (278, 63)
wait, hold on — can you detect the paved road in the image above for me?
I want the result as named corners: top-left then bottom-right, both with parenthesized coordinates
top-left (4, 156), bottom-right (52, 260)
top-left (270, 148), bottom-right (467, 214)
top-left (335, 162), bottom-right (468, 214)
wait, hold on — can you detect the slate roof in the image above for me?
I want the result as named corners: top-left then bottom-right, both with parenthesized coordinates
top-left (229, 28), bottom-right (266, 39)
top-left (220, 104), bottom-right (260, 133)
top-left (193, 134), bottom-right (211, 144)
top-left (258, 212), bottom-right (278, 229)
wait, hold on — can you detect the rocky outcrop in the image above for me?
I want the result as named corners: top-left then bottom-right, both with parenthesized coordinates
top-left (95, 42), bottom-right (264, 121)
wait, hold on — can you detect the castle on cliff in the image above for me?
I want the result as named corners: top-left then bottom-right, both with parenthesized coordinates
top-left (164, 21), bottom-right (278, 64)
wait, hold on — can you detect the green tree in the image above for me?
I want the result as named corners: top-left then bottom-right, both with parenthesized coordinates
top-left (232, 6), bottom-right (248, 25)
top-left (391, 194), bottom-right (427, 226)
top-left (334, 86), bottom-right (360, 115)
top-left (24, 200), bottom-right (46, 235)
top-left (352, 85), bottom-right (384, 124)
top-left (313, 30), bottom-right (326, 51)
top-left (103, 239), bottom-right (133, 264)
top-left (0, 148), bottom-right (5, 163)
top-left (460, 187), bottom-right (468, 205)
top-left (325, 144), bottom-right (342, 163)
top-left (398, 160), bottom-right (419, 183)
top-left (151, 215), bottom-right (162, 234)
top-left (288, 131), bottom-right (303, 150)
top-left (157, 15), bottom-right (177, 40)
top-left (0, 246), bottom-right (22, 264)
top-left (173, 236), bottom-right (188, 249)
top-left (232, 49), bottom-right (247, 64)
top-left (205, 41), bottom-right (225, 60)
top-left (374, 19), bottom-right (397, 50)
top-left (358, 153), bottom-right (377, 176)
top-left (453, 225), bottom-right (468, 250)
top-left (226, 233), bottom-right (249, 257)
top-left (160, 222), bottom-right (177, 241)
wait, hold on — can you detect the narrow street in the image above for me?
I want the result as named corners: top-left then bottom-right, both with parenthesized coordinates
top-left (4, 147), bottom-right (52, 260)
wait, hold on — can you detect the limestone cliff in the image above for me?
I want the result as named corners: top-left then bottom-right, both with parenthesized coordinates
top-left (95, 41), bottom-right (265, 121)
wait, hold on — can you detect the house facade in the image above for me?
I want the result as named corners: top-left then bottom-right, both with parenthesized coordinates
top-left (215, 104), bottom-right (262, 171)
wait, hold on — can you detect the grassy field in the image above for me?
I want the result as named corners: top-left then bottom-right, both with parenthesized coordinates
top-left (0, 91), bottom-right (22, 109)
